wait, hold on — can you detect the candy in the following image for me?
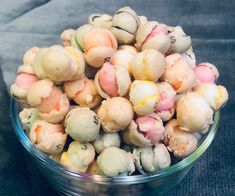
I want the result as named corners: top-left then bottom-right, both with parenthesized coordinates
top-left (23, 47), bottom-right (40, 65)
top-left (88, 13), bottom-right (112, 29)
top-left (94, 62), bottom-right (131, 98)
top-left (176, 92), bottom-right (214, 133)
top-left (162, 53), bottom-right (197, 93)
top-left (110, 45), bottom-right (137, 75)
top-left (133, 143), bottom-right (171, 173)
top-left (182, 47), bottom-right (196, 68)
top-left (61, 141), bottom-right (95, 172)
top-left (83, 28), bottom-right (117, 68)
top-left (125, 113), bottom-right (164, 147)
top-left (135, 21), bottom-right (170, 54)
top-left (194, 83), bottom-right (228, 111)
top-left (10, 73), bottom-right (38, 102)
top-left (97, 147), bottom-right (135, 176)
top-left (71, 24), bottom-right (94, 52)
top-left (131, 49), bottom-right (165, 81)
top-left (93, 132), bottom-right (121, 154)
top-left (167, 26), bottom-right (191, 54)
top-left (155, 82), bottom-right (176, 121)
top-left (19, 107), bottom-right (40, 131)
top-left (111, 7), bottom-right (140, 44)
top-left (27, 79), bottom-right (70, 123)
top-left (129, 80), bottom-right (160, 115)
top-left (194, 62), bottom-right (219, 84)
top-left (60, 29), bottom-right (76, 47)
top-left (164, 119), bottom-right (198, 157)
top-left (30, 120), bottom-right (67, 155)
top-left (98, 97), bottom-right (134, 132)
top-left (64, 76), bottom-right (102, 109)
top-left (32, 46), bottom-right (85, 82)
top-left (65, 107), bottom-right (100, 142)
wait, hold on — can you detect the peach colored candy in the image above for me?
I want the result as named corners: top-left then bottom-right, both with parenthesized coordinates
top-left (38, 85), bottom-right (63, 113)
top-left (30, 120), bottom-right (67, 155)
top-left (83, 28), bottom-right (117, 68)
top-left (23, 47), bottom-right (40, 65)
top-left (27, 79), bottom-right (69, 123)
top-left (162, 53), bottom-right (197, 93)
top-left (99, 62), bottom-right (118, 97)
top-left (110, 45), bottom-right (137, 75)
top-left (64, 76), bottom-right (102, 109)
top-left (98, 97), bottom-right (134, 133)
top-left (164, 119), bottom-right (197, 158)
top-left (194, 62), bottom-right (219, 84)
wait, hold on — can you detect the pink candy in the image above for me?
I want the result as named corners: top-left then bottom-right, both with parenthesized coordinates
top-left (15, 73), bottom-right (38, 89)
top-left (194, 64), bottom-right (216, 84)
top-left (136, 116), bottom-right (164, 144)
top-left (99, 62), bottom-right (118, 97)
top-left (156, 93), bottom-right (175, 112)
top-left (144, 24), bottom-right (168, 44)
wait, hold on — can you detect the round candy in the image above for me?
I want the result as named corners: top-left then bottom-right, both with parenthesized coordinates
top-left (129, 80), bottom-right (160, 115)
top-left (83, 28), bottom-right (117, 68)
top-left (135, 21), bottom-right (170, 54)
top-left (111, 7), bottom-right (140, 44)
top-left (88, 13), bottom-right (112, 29)
top-left (162, 53), bottom-right (197, 93)
top-left (176, 92), bottom-right (214, 133)
top-left (64, 76), bottom-right (102, 109)
top-left (30, 120), bottom-right (67, 155)
top-left (164, 119), bottom-right (198, 158)
top-left (61, 141), bottom-right (95, 172)
top-left (93, 132), bottom-right (121, 154)
top-left (65, 107), bottom-right (100, 142)
top-left (94, 62), bottom-right (131, 98)
top-left (97, 147), bottom-right (135, 176)
top-left (98, 97), bottom-right (134, 132)
top-left (131, 49), bottom-right (165, 81)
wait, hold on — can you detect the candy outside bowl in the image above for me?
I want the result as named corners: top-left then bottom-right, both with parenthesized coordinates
top-left (10, 98), bottom-right (220, 196)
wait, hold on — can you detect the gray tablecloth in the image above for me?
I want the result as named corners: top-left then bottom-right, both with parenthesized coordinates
top-left (0, 0), bottom-right (234, 195)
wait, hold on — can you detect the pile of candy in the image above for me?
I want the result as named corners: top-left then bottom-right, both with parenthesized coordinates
top-left (11, 7), bottom-right (228, 177)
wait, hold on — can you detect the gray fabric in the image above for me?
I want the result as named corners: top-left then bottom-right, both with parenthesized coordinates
top-left (0, 0), bottom-right (234, 195)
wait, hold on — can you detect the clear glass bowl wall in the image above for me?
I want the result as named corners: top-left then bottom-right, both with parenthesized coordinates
top-left (10, 99), bottom-right (220, 196)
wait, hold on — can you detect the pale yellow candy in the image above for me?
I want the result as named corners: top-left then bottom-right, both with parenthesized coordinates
top-left (177, 92), bottom-right (214, 133)
top-left (65, 107), bottom-right (100, 142)
top-left (131, 49), bottom-right (165, 81)
top-left (97, 147), bottom-right (135, 176)
top-left (129, 80), bottom-right (160, 115)
top-left (194, 83), bottom-right (228, 111)
top-left (61, 141), bottom-right (95, 172)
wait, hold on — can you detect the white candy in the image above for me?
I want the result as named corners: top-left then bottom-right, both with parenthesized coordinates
top-left (65, 107), bottom-right (100, 142)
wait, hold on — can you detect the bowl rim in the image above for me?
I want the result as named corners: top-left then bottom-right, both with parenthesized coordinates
top-left (10, 98), bottom-right (220, 185)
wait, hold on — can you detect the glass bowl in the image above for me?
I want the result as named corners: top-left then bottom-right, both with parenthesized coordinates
top-left (10, 98), bottom-right (220, 196)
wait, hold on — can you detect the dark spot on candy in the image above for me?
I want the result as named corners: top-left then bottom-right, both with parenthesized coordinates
top-left (94, 115), bottom-right (99, 125)
top-left (104, 57), bottom-right (111, 63)
top-left (81, 143), bottom-right (87, 150)
top-left (56, 144), bottom-right (63, 150)
top-left (170, 36), bottom-right (176, 43)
